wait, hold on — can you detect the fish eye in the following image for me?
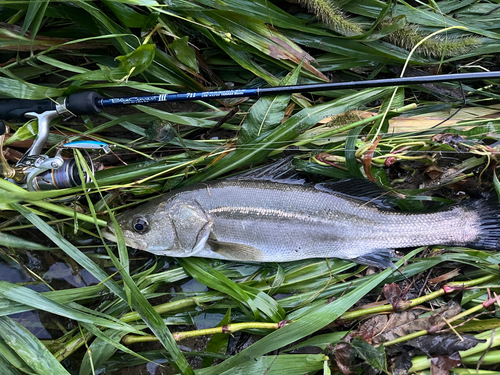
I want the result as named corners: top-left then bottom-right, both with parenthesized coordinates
top-left (132, 217), bottom-right (149, 234)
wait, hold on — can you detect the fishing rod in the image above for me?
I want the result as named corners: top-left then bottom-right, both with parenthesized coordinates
top-left (99, 71), bottom-right (500, 107)
top-left (0, 70), bottom-right (499, 191)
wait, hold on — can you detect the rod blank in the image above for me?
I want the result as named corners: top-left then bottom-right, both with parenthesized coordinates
top-left (98, 71), bottom-right (500, 108)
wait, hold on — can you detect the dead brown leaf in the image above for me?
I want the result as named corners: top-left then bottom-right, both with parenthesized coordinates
top-left (428, 269), bottom-right (461, 285)
top-left (357, 315), bottom-right (389, 343)
top-left (423, 165), bottom-right (445, 181)
top-left (371, 299), bottom-right (462, 344)
top-left (382, 282), bottom-right (411, 311)
top-left (372, 310), bottom-right (426, 344)
top-left (283, 102), bottom-right (296, 122)
top-left (362, 135), bottom-right (382, 182)
top-left (267, 28), bottom-right (328, 81)
top-left (334, 342), bottom-right (353, 375)
top-left (430, 353), bottom-right (461, 375)
top-left (428, 299), bottom-right (462, 332)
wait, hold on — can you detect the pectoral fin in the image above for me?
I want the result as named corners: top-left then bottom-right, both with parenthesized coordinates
top-left (207, 239), bottom-right (264, 261)
top-left (191, 221), bottom-right (212, 255)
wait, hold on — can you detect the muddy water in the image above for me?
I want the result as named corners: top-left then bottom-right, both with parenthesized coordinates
top-left (0, 247), bottom-right (100, 338)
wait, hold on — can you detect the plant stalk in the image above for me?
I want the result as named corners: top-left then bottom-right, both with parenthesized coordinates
top-left (341, 274), bottom-right (497, 323)
top-left (122, 321), bottom-right (288, 345)
top-left (120, 292), bottom-right (224, 323)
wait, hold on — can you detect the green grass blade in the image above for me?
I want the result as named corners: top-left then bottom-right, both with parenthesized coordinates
top-left (68, 151), bottom-right (193, 373)
top-left (10, 203), bottom-right (127, 301)
top-left (135, 105), bottom-right (218, 127)
top-left (0, 316), bottom-right (70, 375)
top-left (0, 339), bottom-right (32, 374)
top-left (179, 258), bottom-right (285, 322)
top-left (345, 125), bottom-right (365, 178)
top-left (0, 285), bottom-right (107, 317)
top-left (193, 0), bottom-right (329, 35)
top-left (182, 87), bottom-right (391, 185)
top-left (115, 256), bottom-right (195, 374)
top-left (239, 63), bottom-right (301, 143)
top-left (145, 48), bottom-right (207, 91)
top-left (79, 330), bottom-right (128, 375)
top-left (201, 309), bottom-right (231, 368)
top-left (101, 0), bottom-right (157, 28)
top-left (210, 354), bottom-right (328, 375)
top-left (192, 24), bottom-right (280, 85)
top-left (0, 232), bottom-right (50, 250)
top-left (179, 258), bottom-right (260, 319)
top-left (71, 0), bottom-right (131, 54)
top-left (0, 281), bottom-right (135, 332)
top-left (0, 76), bottom-right (64, 99)
top-left (80, 323), bottom-right (156, 375)
top-left (20, 0), bottom-right (49, 38)
top-left (37, 55), bottom-right (90, 74)
top-left (203, 11), bottom-right (326, 80)
top-left (105, 216), bottom-right (195, 374)
top-left (286, 332), bottom-right (346, 351)
top-left (198, 253), bottom-right (413, 375)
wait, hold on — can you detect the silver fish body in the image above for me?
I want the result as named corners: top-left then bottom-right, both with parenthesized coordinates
top-left (104, 179), bottom-right (495, 267)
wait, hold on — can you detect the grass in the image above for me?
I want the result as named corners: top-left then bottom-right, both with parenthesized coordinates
top-left (1, 0), bottom-right (500, 374)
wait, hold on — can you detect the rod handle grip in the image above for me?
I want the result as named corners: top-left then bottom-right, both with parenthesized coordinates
top-left (0, 98), bottom-right (56, 121)
top-left (0, 91), bottom-right (102, 121)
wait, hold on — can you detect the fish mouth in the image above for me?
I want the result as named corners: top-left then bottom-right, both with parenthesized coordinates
top-left (101, 225), bottom-right (117, 243)
top-left (101, 223), bottom-right (147, 250)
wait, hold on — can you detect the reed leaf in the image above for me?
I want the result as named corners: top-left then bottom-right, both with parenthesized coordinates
top-left (178, 258), bottom-right (285, 322)
top-left (201, 353), bottom-right (327, 375)
top-left (10, 203), bottom-right (127, 300)
top-left (0, 281), bottom-right (136, 332)
top-left (239, 63), bottom-right (301, 144)
top-left (0, 316), bottom-right (70, 375)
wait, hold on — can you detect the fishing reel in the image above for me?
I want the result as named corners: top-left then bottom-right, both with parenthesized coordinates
top-left (0, 91), bottom-right (108, 191)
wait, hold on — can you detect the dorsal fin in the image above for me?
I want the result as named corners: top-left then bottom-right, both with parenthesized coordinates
top-left (232, 156), bottom-right (305, 185)
top-left (315, 179), bottom-right (398, 210)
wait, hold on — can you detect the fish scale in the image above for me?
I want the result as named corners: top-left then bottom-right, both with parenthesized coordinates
top-left (103, 178), bottom-right (494, 268)
top-left (200, 180), bottom-right (479, 261)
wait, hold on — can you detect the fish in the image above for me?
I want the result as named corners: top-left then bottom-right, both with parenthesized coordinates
top-left (103, 160), bottom-right (500, 268)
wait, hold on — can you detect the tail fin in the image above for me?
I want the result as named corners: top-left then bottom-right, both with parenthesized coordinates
top-left (466, 195), bottom-right (500, 250)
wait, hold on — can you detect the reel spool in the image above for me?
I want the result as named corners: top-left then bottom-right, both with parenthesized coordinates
top-left (0, 129), bottom-right (106, 191)
top-left (23, 145), bottom-right (102, 191)
top-left (29, 158), bottom-right (89, 191)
